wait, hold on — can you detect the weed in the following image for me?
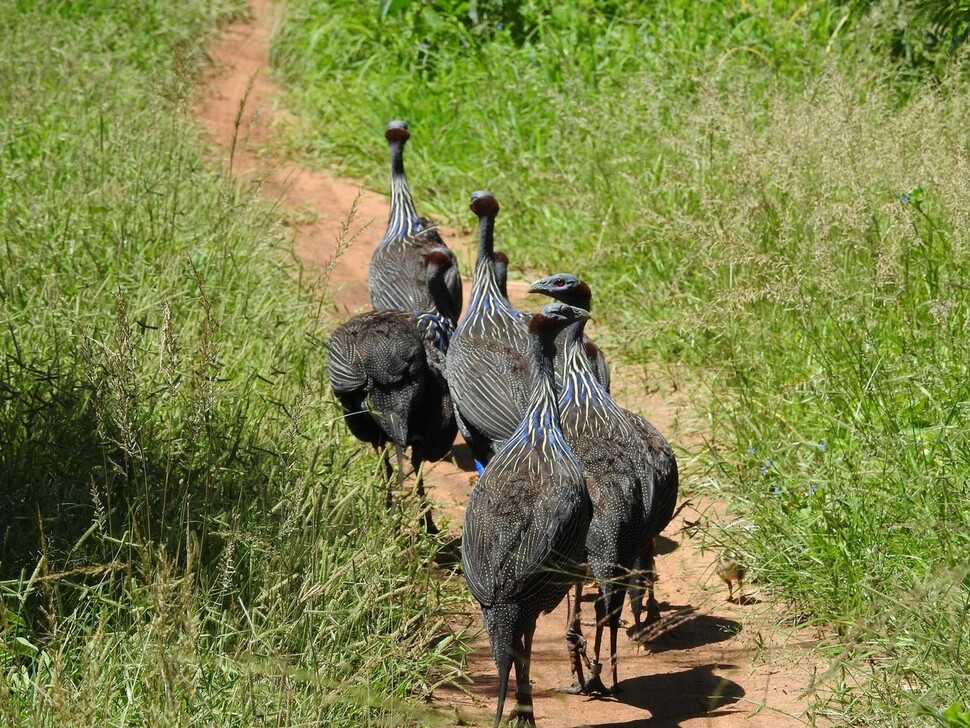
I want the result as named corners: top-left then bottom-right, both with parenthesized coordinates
top-left (0, 0), bottom-right (466, 724)
top-left (271, 1), bottom-right (970, 723)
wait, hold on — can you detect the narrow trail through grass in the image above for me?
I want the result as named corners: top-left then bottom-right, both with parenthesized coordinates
top-left (194, 2), bottom-right (824, 725)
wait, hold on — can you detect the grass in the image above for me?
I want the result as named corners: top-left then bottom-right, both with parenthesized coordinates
top-left (269, 1), bottom-right (970, 725)
top-left (0, 0), bottom-right (467, 724)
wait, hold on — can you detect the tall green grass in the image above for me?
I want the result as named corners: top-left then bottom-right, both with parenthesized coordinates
top-left (271, 1), bottom-right (970, 724)
top-left (0, 1), bottom-right (465, 724)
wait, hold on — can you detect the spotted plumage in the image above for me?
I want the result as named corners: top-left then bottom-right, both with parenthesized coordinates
top-left (462, 303), bottom-right (593, 728)
top-left (445, 192), bottom-right (532, 464)
top-left (553, 312), bottom-right (656, 694)
top-left (624, 408), bottom-right (679, 631)
top-left (368, 121), bottom-right (462, 323)
top-left (328, 248), bottom-right (459, 532)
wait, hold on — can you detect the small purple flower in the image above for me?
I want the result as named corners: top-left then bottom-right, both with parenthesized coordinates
top-left (497, 21), bottom-right (504, 29)
top-left (760, 458), bottom-right (773, 475)
top-left (746, 445), bottom-right (756, 454)
top-left (809, 483), bottom-right (821, 495)
top-left (772, 485), bottom-right (781, 494)
top-left (818, 439), bottom-right (827, 451)
top-left (901, 194), bottom-right (909, 203)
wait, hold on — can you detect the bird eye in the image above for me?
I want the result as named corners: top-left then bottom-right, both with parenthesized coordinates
top-left (554, 278), bottom-right (564, 286)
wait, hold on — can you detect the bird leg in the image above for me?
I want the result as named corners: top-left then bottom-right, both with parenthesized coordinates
top-left (559, 582), bottom-right (589, 694)
top-left (644, 539), bottom-right (662, 625)
top-left (583, 594), bottom-right (612, 696)
top-left (609, 621), bottom-right (619, 692)
top-left (378, 444), bottom-right (394, 508)
top-left (627, 569), bottom-right (645, 639)
top-left (509, 620), bottom-right (537, 725)
top-left (413, 460), bottom-right (439, 535)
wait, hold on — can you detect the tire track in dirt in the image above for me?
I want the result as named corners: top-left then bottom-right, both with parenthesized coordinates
top-left (194, 3), bottom-right (823, 725)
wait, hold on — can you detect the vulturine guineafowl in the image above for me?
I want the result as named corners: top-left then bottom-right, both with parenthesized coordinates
top-left (462, 302), bottom-right (593, 727)
top-left (328, 248), bottom-right (459, 533)
top-left (445, 192), bottom-right (532, 465)
top-left (527, 273), bottom-right (610, 392)
top-left (526, 280), bottom-right (653, 694)
top-left (368, 121), bottom-right (462, 323)
top-left (529, 274), bottom-right (677, 635)
top-left (717, 552), bottom-right (746, 603)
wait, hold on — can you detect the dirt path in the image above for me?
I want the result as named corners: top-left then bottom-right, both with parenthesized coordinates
top-left (195, 3), bottom-right (823, 726)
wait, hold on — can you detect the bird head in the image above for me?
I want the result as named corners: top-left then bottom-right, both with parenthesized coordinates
top-left (470, 190), bottom-right (500, 218)
top-left (385, 119), bottom-right (410, 144)
top-left (528, 302), bottom-right (591, 338)
top-left (528, 273), bottom-right (592, 312)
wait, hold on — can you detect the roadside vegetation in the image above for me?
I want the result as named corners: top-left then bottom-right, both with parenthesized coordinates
top-left (0, 1), bottom-right (464, 724)
top-left (271, 1), bottom-right (970, 725)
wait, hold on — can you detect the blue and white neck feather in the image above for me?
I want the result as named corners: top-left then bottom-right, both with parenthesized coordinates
top-left (467, 210), bottom-right (527, 326)
top-left (384, 138), bottom-right (420, 241)
top-left (560, 320), bottom-right (624, 431)
top-left (413, 310), bottom-right (455, 353)
top-left (512, 328), bottom-right (569, 454)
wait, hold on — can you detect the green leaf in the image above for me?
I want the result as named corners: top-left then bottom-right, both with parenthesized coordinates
top-left (381, 0), bottom-right (410, 21)
top-left (942, 702), bottom-right (970, 728)
top-left (12, 636), bottom-right (38, 657)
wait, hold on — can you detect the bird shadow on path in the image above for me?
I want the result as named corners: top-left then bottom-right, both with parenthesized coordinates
top-left (450, 442), bottom-right (478, 472)
top-left (570, 663), bottom-right (745, 727)
top-left (629, 605), bottom-right (741, 655)
top-left (653, 535), bottom-right (679, 556)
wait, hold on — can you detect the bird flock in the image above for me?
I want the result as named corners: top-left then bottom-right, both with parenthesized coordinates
top-left (326, 121), bottom-right (679, 727)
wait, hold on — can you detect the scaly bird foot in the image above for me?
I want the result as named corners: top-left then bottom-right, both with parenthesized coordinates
top-left (583, 674), bottom-right (612, 697)
top-left (556, 681), bottom-right (587, 695)
top-left (510, 698), bottom-right (536, 725)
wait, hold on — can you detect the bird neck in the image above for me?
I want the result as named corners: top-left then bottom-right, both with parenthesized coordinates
top-left (468, 215), bottom-right (511, 314)
top-left (413, 310), bottom-right (455, 353)
top-left (558, 292), bottom-right (591, 312)
top-left (426, 268), bottom-right (459, 325)
top-left (522, 331), bottom-right (562, 435)
top-left (385, 141), bottom-right (419, 239)
top-left (561, 320), bottom-right (609, 405)
top-left (495, 267), bottom-right (509, 300)
top-left (563, 321), bottom-right (591, 371)
top-left (475, 213), bottom-right (495, 267)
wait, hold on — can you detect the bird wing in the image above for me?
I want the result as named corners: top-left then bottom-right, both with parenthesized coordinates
top-left (624, 409), bottom-right (679, 536)
top-left (447, 337), bottom-right (532, 444)
top-left (462, 446), bottom-right (590, 608)
top-left (368, 237), bottom-right (436, 313)
top-left (326, 327), bottom-right (367, 395)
